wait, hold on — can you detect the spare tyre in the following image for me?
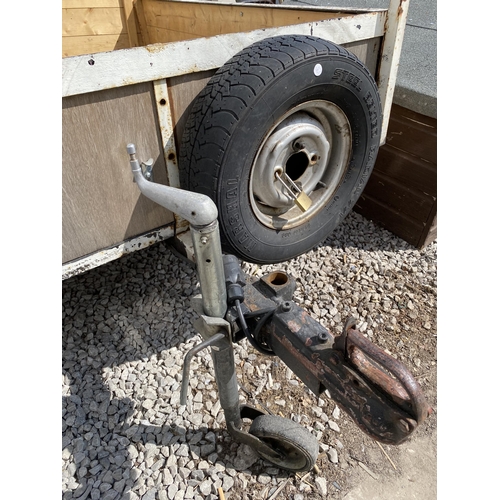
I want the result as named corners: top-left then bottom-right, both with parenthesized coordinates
top-left (179, 35), bottom-right (381, 264)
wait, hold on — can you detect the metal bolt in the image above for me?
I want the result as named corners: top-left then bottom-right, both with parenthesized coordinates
top-left (281, 301), bottom-right (292, 312)
top-left (200, 236), bottom-right (208, 245)
top-left (318, 332), bottom-right (329, 344)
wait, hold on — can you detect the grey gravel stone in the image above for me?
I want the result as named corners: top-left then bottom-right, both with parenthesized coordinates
top-left (177, 444), bottom-right (190, 457)
top-left (315, 477), bottom-right (328, 497)
top-left (142, 489), bottom-right (157, 500)
top-left (200, 443), bottom-right (216, 456)
top-left (328, 420), bottom-right (340, 432)
top-left (198, 480), bottom-right (212, 496)
top-left (163, 470), bottom-right (174, 485)
top-left (167, 483), bottom-right (178, 499)
top-left (257, 474), bottom-right (271, 485)
top-left (127, 445), bottom-right (139, 460)
top-left (328, 448), bottom-right (339, 463)
top-left (191, 470), bottom-right (204, 481)
top-left (333, 406), bottom-right (341, 419)
top-left (232, 444), bottom-right (259, 471)
top-left (222, 475), bottom-right (234, 490)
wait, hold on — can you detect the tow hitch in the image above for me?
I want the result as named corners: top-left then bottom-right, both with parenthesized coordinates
top-left (127, 144), bottom-right (431, 471)
top-left (223, 259), bottom-right (430, 445)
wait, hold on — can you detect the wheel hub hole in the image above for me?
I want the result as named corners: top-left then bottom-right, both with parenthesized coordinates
top-left (286, 151), bottom-right (309, 181)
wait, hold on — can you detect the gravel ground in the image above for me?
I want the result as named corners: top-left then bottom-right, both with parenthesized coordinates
top-left (62, 211), bottom-right (437, 500)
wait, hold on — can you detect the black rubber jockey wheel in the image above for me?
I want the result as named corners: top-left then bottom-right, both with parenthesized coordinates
top-left (179, 35), bottom-right (382, 263)
top-left (249, 414), bottom-right (319, 471)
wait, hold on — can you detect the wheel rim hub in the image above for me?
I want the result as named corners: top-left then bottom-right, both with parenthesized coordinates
top-left (250, 100), bottom-right (352, 230)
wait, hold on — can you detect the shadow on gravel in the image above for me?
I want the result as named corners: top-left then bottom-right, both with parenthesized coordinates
top-left (62, 241), bottom-right (293, 500)
top-left (62, 243), bottom-right (206, 499)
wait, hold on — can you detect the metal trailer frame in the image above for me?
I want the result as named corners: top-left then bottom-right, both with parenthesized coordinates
top-left (62, 0), bottom-right (409, 279)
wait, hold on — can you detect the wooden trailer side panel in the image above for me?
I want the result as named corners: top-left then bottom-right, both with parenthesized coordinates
top-left (62, 82), bottom-right (174, 264)
top-left (62, 0), bottom-right (141, 57)
top-left (62, 0), bottom-right (383, 58)
top-left (142, 0), bottom-right (351, 44)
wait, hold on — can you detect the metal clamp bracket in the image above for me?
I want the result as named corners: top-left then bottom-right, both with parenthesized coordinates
top-left (193, 315), bottom-right (232, 342)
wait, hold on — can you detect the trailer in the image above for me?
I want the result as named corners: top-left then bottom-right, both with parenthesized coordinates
top-left (62, 0), bottom-right (434, 474)
top-left (62, 0), bottom-right (409, 279)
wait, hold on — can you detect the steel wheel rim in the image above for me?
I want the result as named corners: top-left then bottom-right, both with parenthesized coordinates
top-left (249, 100), bottom-right (352, 230)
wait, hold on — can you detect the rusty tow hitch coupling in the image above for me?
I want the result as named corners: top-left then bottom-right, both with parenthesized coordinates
top-left (234, 263), bottom-right (431, 446)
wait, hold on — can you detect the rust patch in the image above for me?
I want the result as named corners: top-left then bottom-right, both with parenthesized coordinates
top-left (287, 319), bottom-right (302, 333)
top-left (349, 346), bottom-right (410, 404)
top-left (145, 43), bottom-right (167, 54)
top-left (166, 149), bottom-right (177, 165)
top-left (398, 0), bottom-right (408, 18)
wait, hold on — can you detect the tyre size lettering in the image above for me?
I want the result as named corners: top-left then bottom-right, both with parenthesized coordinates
top-left (228, 214), bottom-right (240, 225)
top-left (326, 195), bottom-right (341, 214)
top-left (237, 231), bottom-right (250, 244)
top-left (233, 226), bottom-right (257, 253)
top-left (242, 238), bottom-right (256, 253)
top-left (363, 92), bottom-right (379, 138)
top-left (223, 177), bottom-right (257, 254)
top-left (343, 161), bottom-right (354, 182)
top-left (225, 178), bottom-right (239, 198)
top-left (339, 198), bottom-right (355, 219)
top-left (281, 223), bottom-right (310, 239)
top-left (353, 129), bottom-right (360, 147)
top-left (353, 146), bottom-right (377, 196)
top-left (225, 178), bottom-right (240, 213)
top-left (226, 201), bottom-right (239, 212)
top-left (367, 144), bottom-right (376, 162)
top-left (231, 223), bottom-right (245, 236)
top-left (332, 69), bottom-right (362, 92)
